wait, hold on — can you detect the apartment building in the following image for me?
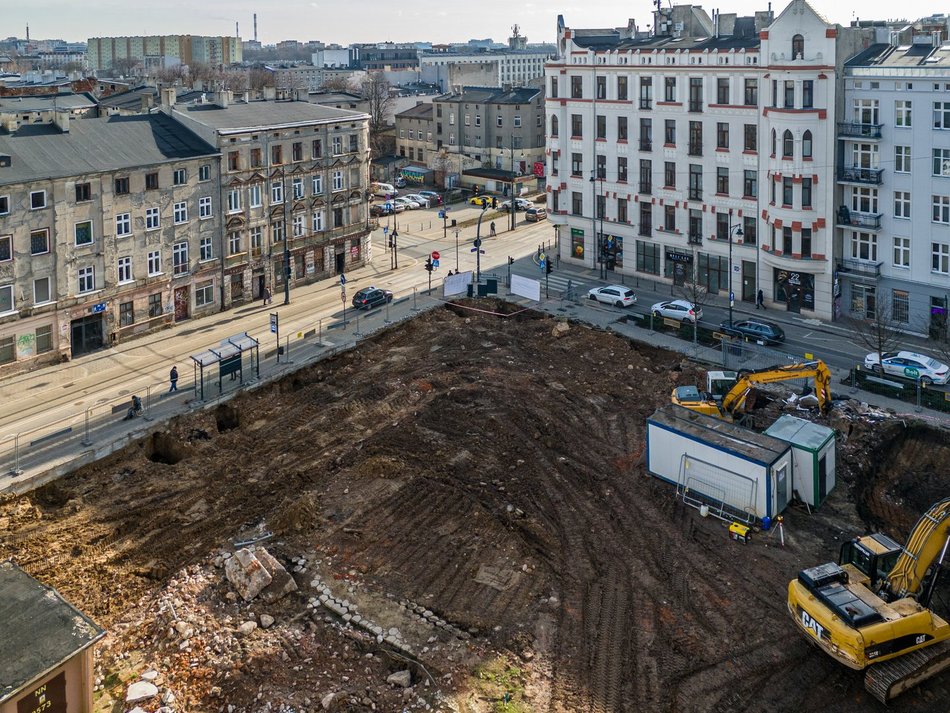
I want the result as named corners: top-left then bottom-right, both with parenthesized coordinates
top-left (838, 38), bottom-right (950, 336)
top-left (0, 111), bottom-right (222, 370)
top-left (86, 35), bottom-right (242, 72)
top-left (420, 50), bottom-right (551, 90)
top-left (546, 1), bottom-right (873, 320)
top-left (394, 102), bottom-right (433, 165)
top-left (162, 89), bottom-right (372, 304)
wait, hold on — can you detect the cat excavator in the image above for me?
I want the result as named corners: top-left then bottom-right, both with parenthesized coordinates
top-left (788, 498), bottom-right (950, 702)
top-left (671, 360), bottom-right (832, 419)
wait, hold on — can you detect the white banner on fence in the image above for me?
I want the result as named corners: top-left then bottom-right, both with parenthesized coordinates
top-left (444, 271), bottom-right (473, 297)
top-left (511, 274), bottom-right (541, 301)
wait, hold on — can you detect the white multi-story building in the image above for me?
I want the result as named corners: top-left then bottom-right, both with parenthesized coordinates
top-left (838, 35), bottom-right (950, 336)
top-left (546, 1), bottom-right (874, 320)
top-left (420, 50), bottom-right (551, 91)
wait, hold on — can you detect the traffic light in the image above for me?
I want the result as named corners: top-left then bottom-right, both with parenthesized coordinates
top-left (425, 256), bottom-right (433, 272)
top-left (508, 256), bottom-right (514, 265)
top-left (473, 185), bottom-right (480, 196)
top-left (546, 260), bottom-right (553, 275)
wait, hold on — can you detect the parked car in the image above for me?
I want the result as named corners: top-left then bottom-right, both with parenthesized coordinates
top-left (402, 193), bottom-right (430, 208)
top-left (469, 196), bottom-right (491, 206)
top-left (370, 203), bottom-right (394, 217)
top-left (719, 319), bottom-right (786, 345)
top-left (863, 350), bottom-right (950, 385)
top-left (351, 286), bottom-right (394, 310)
top-left (394, 176), bottom-right (407, 188)
top-left (394, 197), bottom-right (421, 210)
top-left (372, 183), bottom-right (396, 198)
top-left (587, 285), bottom-right (637, 308)
top-left (418, 190), bottom-right (443, 205)
top-left (650, 299), bottom-right (703, 323)
top-left (499, 198), bottom-right (532, 212)
top-left (525, 207), bottom-right (547, 222)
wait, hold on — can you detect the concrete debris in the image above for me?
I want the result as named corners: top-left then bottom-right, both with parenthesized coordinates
top-left (260, 613), bottom-right (275, 628)
top-left (387, 669), bottom-right (412, 688)
top-left (256, 547), bottom-right (298, 603)
top-left (125, 680), bottom-right (159, 703)
top-left (224, 547), bottom-right (273, 601)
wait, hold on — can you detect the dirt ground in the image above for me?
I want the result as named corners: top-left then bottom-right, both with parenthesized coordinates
top-left (2, 300), bottom-right (949, 712)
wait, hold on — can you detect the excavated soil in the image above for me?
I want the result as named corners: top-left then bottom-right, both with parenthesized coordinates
top-left (2, 300), bottom-right (949, 712)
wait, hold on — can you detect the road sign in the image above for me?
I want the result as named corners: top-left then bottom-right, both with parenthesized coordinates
top-left (433, 259), bottom-right (440, 268)
top-left (341, 289), bottom-right (346, 304)
top-left (339, 273), bottom-right (347, 286)
top-left (383, 226), bottom-right (389, 234)
top-left (473, 237), bottom-right (482, 249)
top-left (438, 210), bottom-right (445, 219)
top-left (539, 259), bottom-right (546, 271)
top-left (269, 313), bottom-right (278, 334)
top-left (729, 291), bottom-right (735, 307)
top-left (432, 251), bottom-right (441, 260)
top-left (905, 366), bottom-right (920, 379)
top-left (470, 248), bottom-right (485, 253)
top-left (91, 302), bottom-right (106, 314)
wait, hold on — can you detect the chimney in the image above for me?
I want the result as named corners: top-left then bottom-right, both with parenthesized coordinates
top-left (263, 86), bottom-right (277, 100)
top-left (140, 93), bottom-right (155, 113)
top-left (215, 90), bottom-right (230, 108)
top-left (244, 90), bottom-right (250, 103)
top-left (160, 87), bottom-right (176, 111)
top-left (52, 109), bottom-right (70, 133)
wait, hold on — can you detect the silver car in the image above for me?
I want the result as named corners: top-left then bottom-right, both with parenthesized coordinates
top-left (650, 299), bottom-right (703, 323)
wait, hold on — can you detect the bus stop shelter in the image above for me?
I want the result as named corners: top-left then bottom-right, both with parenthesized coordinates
top-left (190, 332), bottom-right (260, 401)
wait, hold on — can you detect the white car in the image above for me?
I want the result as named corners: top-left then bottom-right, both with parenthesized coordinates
top-left (500, 198), bottom-right (532, 212)
top-left (863, 350), bottom-right (950, 385)
top-left (401, 193), bottom-right (430, 208)
top-left (650, 299), bottom-right (703, 323)
top-left (394, 197), bottom-right (421, 210)
top-left (587, 285), bottom-right (637, 308)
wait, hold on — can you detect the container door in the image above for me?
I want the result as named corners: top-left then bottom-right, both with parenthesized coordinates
top-left (817, 455), bottom-right (827, 503)
top-left (775, 465), bottom-right (788, 513)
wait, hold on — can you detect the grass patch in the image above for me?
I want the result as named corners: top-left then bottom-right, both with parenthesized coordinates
top-left (473, 656), bottom-right (530, 713)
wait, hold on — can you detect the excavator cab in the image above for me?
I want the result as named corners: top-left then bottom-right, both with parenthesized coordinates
top-left (840, 534), bottom-right (902, 592)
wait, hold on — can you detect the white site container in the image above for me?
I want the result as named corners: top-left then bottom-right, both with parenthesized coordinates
top-left (646, 404), bottom-right (794, 523)
top-left (764, 414), bottom-right (836, 508)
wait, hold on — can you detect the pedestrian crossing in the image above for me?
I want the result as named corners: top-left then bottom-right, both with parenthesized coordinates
top-left (510, 270), bottom-right (590, 299)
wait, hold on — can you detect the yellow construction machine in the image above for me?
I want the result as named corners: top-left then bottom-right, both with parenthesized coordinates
top-left (671, 360), bottom-right (833, 419)
top-left (788, 498), bottom-right (950, 702)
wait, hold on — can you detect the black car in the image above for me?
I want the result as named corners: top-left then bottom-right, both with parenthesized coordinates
top-left (352, 287), bottom-right (394, 310)
top-left (719, 319), bottom-right (786, 345)
top-left (370, 203), bottom-right (394, 217)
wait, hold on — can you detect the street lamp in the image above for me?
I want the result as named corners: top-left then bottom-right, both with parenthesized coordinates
top-left (589, 171), bottom-right (606, 279)
top-left (454, 227), bottom-right (460, 271)
top-left (505, 137), bottom-right (522, 233)
top-left (726, 208), bottom-right (744, 327)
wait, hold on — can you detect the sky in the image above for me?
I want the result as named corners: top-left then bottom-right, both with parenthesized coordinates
top-left (5, 0), bottom-right (942, 46)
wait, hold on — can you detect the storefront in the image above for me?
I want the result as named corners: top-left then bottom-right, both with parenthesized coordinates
top-left (600, 234), bottom-right (623, 270)
top-left (665, 249), bottom-right (694, 285)
top-left (69, 311), bottom-right (105, 357)
top-left (698, 252), bottom-right (728, 294)
top-left (773, 269), bottom-right (815, 313)
top-left (571, 228), bottom-right (585, 260)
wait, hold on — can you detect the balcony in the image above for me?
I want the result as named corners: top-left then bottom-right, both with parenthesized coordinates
top-left (837, 122), bottom-right (883, 140)
top-left (838, 166), bottom-right (884, 185)
top-left (836, 207), bottom-right (883, 231)
top-left (839, 257), bottom-right (883, 278)
top-left (639, 140), bottom-right (653, 151)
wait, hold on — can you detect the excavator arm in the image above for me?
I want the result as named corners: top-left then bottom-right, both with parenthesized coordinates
top-left (720, 360), bottom-right (832, 415)
top-left (886, 497), bottom-right (950, 601)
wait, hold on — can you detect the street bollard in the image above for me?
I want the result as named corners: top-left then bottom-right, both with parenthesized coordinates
top-left (284, 335), bottom-right (293, 364)
top-left (9, 433), bottom-right (22, 476)
top-left (318, 318), bottom-right (323, 346)
top-left (412, 287), bottom-right (419, 312)
top-left (143, 385), bottom-right (154, 421)
top-left (354, 314), bottom-right (362, 337)
top-left (916, 379), bottom-right (923, 412)
top-left (81, 407), bottom-right (93, 447)
top-left (384, 301), bottom-right (392, 324)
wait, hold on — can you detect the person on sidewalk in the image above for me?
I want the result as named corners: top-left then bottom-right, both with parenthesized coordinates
top-left (262, 286), bottom-right (271, 306)
top-left (756, 289), bottom-right (766, 310)
top-left (168, 365), bottom-right (179, 393)
top-left (123, 395), bottom-right (143, 420)
top-left (490, 221), bottom-right (496, 237)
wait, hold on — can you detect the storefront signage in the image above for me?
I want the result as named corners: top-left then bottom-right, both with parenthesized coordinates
top-left (665, 250), bottom-right (694, 264)
top-left (90, 303), bottom-right (106, 314)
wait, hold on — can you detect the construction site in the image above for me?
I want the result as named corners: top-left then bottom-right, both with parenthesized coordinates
top-left (1, 301), bottom-right (949, 712)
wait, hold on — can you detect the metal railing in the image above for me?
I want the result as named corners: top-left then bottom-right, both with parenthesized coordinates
top-left (837, 122), bottom-right (883, 139)
top-left (838, 166), bottom-right (884, 185)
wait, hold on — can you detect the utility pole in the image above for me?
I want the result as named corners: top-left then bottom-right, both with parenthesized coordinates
top-left (510, 134), bottom-right (516, 233)
top-left (282, 167), bottom-right (290, 305)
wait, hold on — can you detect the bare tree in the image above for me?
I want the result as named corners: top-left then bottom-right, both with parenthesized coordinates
top-left (322, 76), bottom-right (358, 93)
top-left (847, 297), bottom-right (905, 367)
top-left (248, 68), bottom-right (275, 90)
top-left (110, 57), bottom-right (141, 78)
top-left (361, 70), bottom-right (395, 157)
top-left (674, 261), bottom-right (709, 344)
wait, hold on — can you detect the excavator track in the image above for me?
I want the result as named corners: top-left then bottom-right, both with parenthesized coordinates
top-left (864, 641), bottom-right (950, 703)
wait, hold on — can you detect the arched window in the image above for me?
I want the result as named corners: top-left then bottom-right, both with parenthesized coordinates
top-left (551, 115), bottom-right (558, 137)
top-left (783, 130), bottom-right (794, 158)
top-left (802, 130), bottom-right (813, 159)
top-left (771, 129), bottom-right (777, 155)
top-left (792, 34), bottom-right (804, 59)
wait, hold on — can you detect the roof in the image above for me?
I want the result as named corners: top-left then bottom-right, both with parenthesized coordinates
top-left (395, 103), bottom-right (433, 120)
top-left (845, 40), bottom-right (950, 68)
top-left (463, 167), bottom-right (533, 180)
top-left (571, 33), bottom-right (760, 52)
top-left (648, 404), bottom-right (790, 466)
top-left (434, 85), bottom-right (541, 105)
top-left (173, 99), bottom-right (368, 132)
top-left (0, 93), bottom-right (96, 114)
top-left (765, 414), bottom-right (835, 451)
top-left (0, 113), bottom-right (219, 186)
top-left (0, 561), bottom-right (105, 702)
top-left (98, 86), bottom-right (203, 111)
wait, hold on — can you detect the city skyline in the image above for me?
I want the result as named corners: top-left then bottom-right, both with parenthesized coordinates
top-left (6, 0), bottom-right (945, 48)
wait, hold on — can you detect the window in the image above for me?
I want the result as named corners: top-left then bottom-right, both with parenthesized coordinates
top-left (853, 187), bottom-right (879, 214)
top-left (851, 232), bottom-right (878, 261)
top-left (783, 227), bottom-right (793, 254)
top-left (250, 226), bottom-right (263, 256)
top-left (688, 77), bottom-right (703, 111)
top-left (771, 128), bottom-right (776, 155)
top-left (617, 157), bottom-right (628, 182)
top-left (716, 78), bottom-right (729, 104)
top-left (596, 194), bottom-right (605, 219)
top-left (890, 289), bottom-right (909, 323)
top-left (292, 177), bottom-right (304, 199)
top-left (312, 175), bottom-right (323, 195)
top-left (571, 191), bottom-right (583, 215)
top-left (802, 130), bottom-right (813, 159)
top-left (893, 236), bottom-right (910, 267)
top-left (688, 121), bottom-right (702, 155)
top-left (664, 119), bottom-right (675, 145)
top-left (743, 170), bottom-right (757, 198)
top-left (571, 114), bottom-right (582, 138)
top-left (148, 292), bottom-right (163, 317)
top-left (688, 164), bottom-right (702, 200)
top-left (639, 77), bottom-right (652, 108)
top-left (744, 124), bottom-right (757, 152)
top-left (934, 195), bottom-right (950, 223)
top-left (199, 164), bottom-right (211, 181)
top-left (742, 216), bottom-right (757, 245)
top-left (293, 214), bottom-right (305, 237)
top-left (716, 122), bottom-right (729, 149)
top-left (292, 142), bottom-right (303, 161)
top-left (664, 77), bottom-right (676, 102)
top-left (596, 155), bottom-right (607, 181)
top-left (118, 301), bottom-right (134, 327)
top-left (802, 178), bottom-right (812, 208)
top-left (249, 183), bottom-right (262, 208)
top-left (33, 277), bottom-right (50, 304)
top-left (332, 171), bottom-right (343, 191)
top-left (172, 242), bottom-right (189, 275)
top-left (200, 235), bottom-right (213, 261)
top-left (75, 182), bottom-right (91, 202)
top-left (639, 118), bottom-right (652, 150)
top-left (250, 148), bottom-right (262, 167)
top-left (550, 115), bottom-right (558, 137)
top-left (271, 181), bottom-right (284, 204)
top-left (596, 76), bottom-right (606, 99)
top-left (618, 116), bottom-right (628, 141)
top-left (688, 209), bottom-right (702, 243)
top-left (311, 139), bottom-right (323, 159)
top-left (0, 235), bottom-right (9, 262)
top-left (72, 220), bottom-right (93, 247)
top-left (228, 151), bottom-right (240, 171)
top-left (312, 211), bottom-right (324, 232)
top-left (333, 207), bottom-right (344, 228)
top-left (896, 100), bottom-right (912, 127)
top-left (744, 78), bottom-right (758, 106)
top-left (596, 115), bottom-right (606, 140)
top-left (664, 204), bottom-right (676, 231)
top-left (801, 228), bottom-right (812, 257)
top-left (772, 80), bottom-right (778, 108)
top-left (148, 251), bottom-right (161, 276)
top-left (782, 130), bottom-right (793, 158)
top-left (716, 167), bottom-right (729, 195)
top-left (891, 190), bottom-right (910, 219)
top-left (933, 148), bottom-right (950, 177)
top-left (30, 190), bottom-right (46, 209)
top-left (637, 240), bottom-right (660, 274)
top-left (229, 231), bottom-right (242, 254)
top-left (802, 80), bottom-right (813, 109)
top-left (639, 160), bottom-right (652, 193)
top-left (114, 177), bottom-right (130, 195)
top-left (895, 146), bottom-right (911, 173)
top-left (782, 177), bottom-right (793, 206)
top-left (272, 221), bottom-right (284, 243)
top-left (196, 281), bottom-right (214, 307)
top-left (146, 207), bottom-right (160, 230)
top-left (934, 102), bottom-right (950, 129)
top-left (550, 76), bottom-right (559, 98)
top-left (117, 256), bottom-right (132, 283)
top-left (199, 196), bottom-right (213, 218)
top-left (784, 81), bottom-right (795, 108)
top-left (664, 162), bottom-right (676, 189)
top-left (0, 196), bottom-right (8, 216)
top-left (174, 201), bottom-right (188, 224)
top-left (272, 145), bottom-right (283, 164)
top-left (933, 242), bottom-right (950, 273)
top-left (29, 229), bottom-right (49, 256)
top-left (78, 266), bottom-right (95, 293)
top-left (792, 34), bottom-right (804, 59)
top-left (514, 115), bottom-right (522, 128)
top-left (145, 172), bottom-right (159, 190)
top-left (639, 203), bottom-right (652, 236)
top-left (571, 153), bottom-right (583, 176)
top-left (617, 76), bottom-right (628, 100)
top-left (571, 76), bottom-right (582, 98)
top-left (0, 287), bottom-right (12, 316)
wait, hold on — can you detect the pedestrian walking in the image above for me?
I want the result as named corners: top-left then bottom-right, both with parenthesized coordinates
top-left (262, 285), bottom-right (271, 306)
top-left (756, 289), bottom-right (766, 310)
top-left (168, 365), bottom-right (179, 393)
top-left (491, 196), bottom-right (497, 209)
top-left (490, 221), bottom-right (496, 237)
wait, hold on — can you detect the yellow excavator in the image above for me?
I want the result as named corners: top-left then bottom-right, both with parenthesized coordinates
top-left (788, 498), bottom-right (950, 702)
top-left (671, 360), bottom-right (833, 419)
